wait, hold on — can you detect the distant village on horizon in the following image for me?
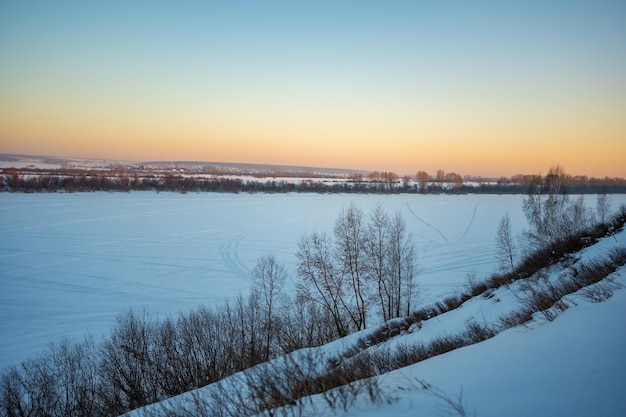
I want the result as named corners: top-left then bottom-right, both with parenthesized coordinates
top-left (2, 152), bottom-right (625, 181)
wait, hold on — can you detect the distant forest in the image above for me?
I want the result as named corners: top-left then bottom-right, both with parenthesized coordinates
top-left (2, 167), bottom-right (626, 194)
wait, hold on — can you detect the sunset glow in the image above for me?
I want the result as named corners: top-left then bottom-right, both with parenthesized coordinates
top-left (1, 1), bottom-right (625, 177)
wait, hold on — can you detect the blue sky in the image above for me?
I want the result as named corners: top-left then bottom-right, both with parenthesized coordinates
top-left (1, 1), bottom-right (625, 176)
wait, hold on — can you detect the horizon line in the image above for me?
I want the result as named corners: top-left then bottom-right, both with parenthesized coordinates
top-left (1, 152), bottom-right (624, 180)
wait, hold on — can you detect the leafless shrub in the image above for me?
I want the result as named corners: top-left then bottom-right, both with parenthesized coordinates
top-left (496, 213), bottom-right (516, 273)
top-left (609, 246), bottom-right (626, 265)
top-left (517, 247), bottom-right (626, 321)
top-left (0, 336), bottom-right (102, 417)
top-left (580, 278), bottom-right (622, 303)
top-left (0, 363), bottom-right (41, 417)
top-left (99, 307), bottom-right (162, 412)
top-left (49, 337), bottom-right (101, 417)
top-left (350, 321), bottom-right (497, 379)
top-left (320, 377), bottom-right (389, 413)
top-left (498, 308), bottom-right (534, 329)
top-left (341, 348), bottom-right (398, 376)
top-left (428, 294), bottom-right (465, 316)
top-left (464, 321), bottom-right (497, 344)
top-left (184, 349), bottom-right (392, 417)
top-left (571, 258), bottom-right (615, 287)
top-left (382, 343), bottom-right (429, 372)
top-left (519, 272), bottom-right (568, 321)
top-left (427, 334), bottom-right (465, 357)
top-left (465, 272), bottom-right (490, 298)
top-left (356, 318), bottom-right (410, 352)
top-left (412, 378), bottom-right (475, 417)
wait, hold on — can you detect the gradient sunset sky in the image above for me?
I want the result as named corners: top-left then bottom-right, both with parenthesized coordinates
top-left (1, 1), bottom-right (625, 177)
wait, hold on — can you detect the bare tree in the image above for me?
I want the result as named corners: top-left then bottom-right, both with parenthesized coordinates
top-left (416, 170), bottom-right (429, 193)
top-left (436, 169), bottom-right (445, 190)
top-left (349, 172), bottom-right (363, 183)
top-left (334, 205), bottom-right (368, 330)
top-left (99, 307), bottom-right (159, 413)
top-left (49, 337), bottom-right (100, 417)
top-left (523, 164), bottom-right (572, 246)
top-left (522, 175), bottom-right (543, 242)
top-left (543, 164), bottom-right (570, 240)
top-left (387, 211), bottom-right (417, 317)
top-left (162, 306), bottom-right (231, 392)
top-left (496, 213), bottom-right (515, 273)
top-left (251, 254), bottom-right (287, 361)
top-left (296, 231), bottom-right (350, 337)
top-left (597, 191), bottom-right (610, 224)
top-left (0, 366), bottom-right (31, 417)
top-left (0, 356), bottom-right (57, 417)
top-left (569, 195), bottom-right (592, 235)
top-left (445, 172), bottom-right (463, 190)
top-left (222, 293), bottom-right (264, 370)
top-left (382, 171), bottom-right (399, 191)
top-left (152, 316), bottom-right (191, 396)
top-left (364, 206), bottom-right (418, 319)
top-left (365, 205), bottom-right (393, 320)
top-left (276, 293), bottom-right (340, 353)
top-left (402, 174), bottom-right (412, 190)
top-left (367, 171), bottom-right (381, 183)
top-left (298, 206), bottom-right (417, 324)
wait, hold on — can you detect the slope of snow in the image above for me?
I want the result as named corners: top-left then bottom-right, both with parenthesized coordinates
top-left (126, 229), bottom-right (626, 417)
top-left (333, 235), bottom-right (626, 417)
top-left (332, 272), bottom-right (626, 417)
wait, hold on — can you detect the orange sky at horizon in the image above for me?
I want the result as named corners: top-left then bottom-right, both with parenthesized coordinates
top-left (1, 1), bottom-right (625, 179)
top-left (2, 118), bottom-right (623, 178)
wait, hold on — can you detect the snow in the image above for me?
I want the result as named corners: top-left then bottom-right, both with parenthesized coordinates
top-left (343, 271), bottom-right (626, 417)
top-left (355, 227), bottom-right (626, 416)
top-left (358, 232), bottom-right (626, 417)
top-left (125, 229), bottom-right (626, 417)
top-left (1, 192), bottom-right (624, 372)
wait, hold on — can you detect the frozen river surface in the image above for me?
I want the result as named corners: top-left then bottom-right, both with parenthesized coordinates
top-left (1, 192), bottom-right (622, 368)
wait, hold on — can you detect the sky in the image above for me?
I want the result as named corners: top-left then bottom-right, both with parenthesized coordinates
top-left (1, 1), bottom-right (625, 177)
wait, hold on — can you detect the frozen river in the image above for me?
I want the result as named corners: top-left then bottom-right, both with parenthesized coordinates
top-left (2, 192), bottom-right (623, 368)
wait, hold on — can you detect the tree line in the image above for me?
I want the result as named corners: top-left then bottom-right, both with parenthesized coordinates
top-left (3, 167), bottom-right (626, 194)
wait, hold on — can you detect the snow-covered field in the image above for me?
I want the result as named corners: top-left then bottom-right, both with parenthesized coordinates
top-left (1, 192), bottom-right (624, 370)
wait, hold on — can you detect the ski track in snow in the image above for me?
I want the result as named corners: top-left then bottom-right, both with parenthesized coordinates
top-left (219, 227), bottom-right (259, 281)
top-left (459, 199), bottom-right (481, 240)
top-left (0, 212), bottom-right (146, 234)
top-left (405, 203), bottom-right (450, 245)
top-left (2, 253), bottom-right (210, 300)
